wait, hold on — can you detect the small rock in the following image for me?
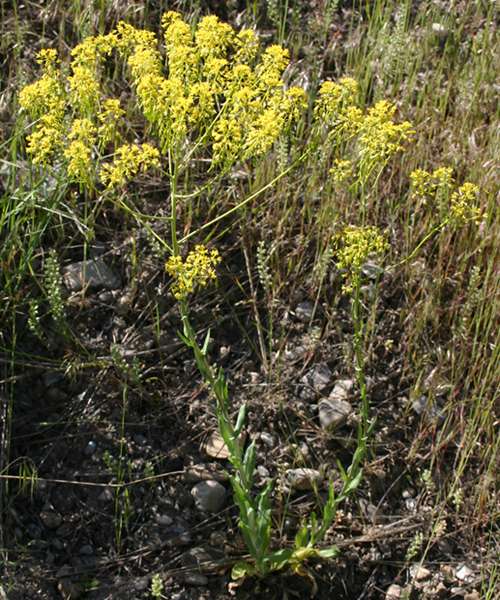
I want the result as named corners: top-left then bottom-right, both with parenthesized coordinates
top-left (385, 584), bottom-right (402, 599)
top-left (257, 465), bottom-right (270, 478)
top-left (181, 546), bottom-right (217, 573)
top-left (40, 511), bottom-right (62, 530)
top-left (455, 564), bottom-right (474, 583)
top-left (318, 398), bottom-right (353, 430)
top-left (133, 434), bottom-right (147, 446)
top-left (464, 592), bottom-right (480, 600)
top-left (191, 480), bottom-right (226, 513)
top-left (285, 468), bottom-right (323, 491)
top-left (155, 513), bottom-right (174, 526)
top-left (57, 578), bottom-right (82, 599)
top-left (98, 487), bottom-right (114, 502)
top-left (184, 463), bottom-right (228, 483)
top-left (432, 22), bottom-right (448, 39)
top-left (260, 432), bottom-right (275, 448)
top-left (310, 363), bottom-right (333, 391)
top-left (411, 565), bottom-right (431, 582)
top-left (134, 577), bottom-right (149, 591)
top-left (302, 363), bottom-right (333, 393)
top-left (329, 379), bottom-right (354, 401)
top-left (84, 440), bottom-right (97, 456)
top-left (295, 301), bottom-right (314, 322)
top-left (184, 572), bottom-right (208, 586)
top-left (63, 259), bottom-right (121, 292)
top-left (203, 431), bottom-right (230, 459)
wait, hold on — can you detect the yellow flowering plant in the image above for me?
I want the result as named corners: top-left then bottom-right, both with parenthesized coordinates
top-left (18, 10), bottom-right (482, 585)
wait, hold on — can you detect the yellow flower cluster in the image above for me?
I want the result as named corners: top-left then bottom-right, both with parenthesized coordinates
top-left (313, 79), bottom-right (413, 183)
top-left (410, 167), bottom-right (480, 224)
top-left (410, 167), bottom-right (454, 200)
top-left (64, 118), bottom-right (96, 183)
top-left (358, 100), bottom-right (414, 169)
top-left (165, 245), bottom-right (221, 300)
top-left (335, 225), bottom-right (388, 283)
top-left (329, 158), bottom-right (353, 184)
top-left (100, 143), bottom-right (161, 188)
top-left (19, 48), bottom-right (66, 164)
top-left (314, 77), bottom-right (359, 129)
top-left (98, 99), bottom-right (125, 147)
top-left (19, 13), bottom-right (306, 182)
top-left (450, 182), bottom-right (481, 224)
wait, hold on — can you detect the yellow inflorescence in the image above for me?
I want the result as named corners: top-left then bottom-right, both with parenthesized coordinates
top-left (100, 143), bottom-right (161, 188)
top-left (410, 167), bottom-right (480, 224)
top-left (19, 12), bottom-right (309, 181)
top-left (166, 245), bottom-right (221, 300)
top-left (98, 99), bottom-right (125, 146)
top-left (335, 225), bottom-right (388, 283)
top-left (329, 159), bottom-right (353, 184)
top-left (450, 182), bottom-right (481, 224)
top-left (64, 118), bottom-right (96, 183)
top-left (358, 100), bottom-right (414, 167)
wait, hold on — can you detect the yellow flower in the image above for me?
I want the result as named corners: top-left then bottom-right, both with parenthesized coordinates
top-left (243, 108), bottom-right (284, 159)
top-left (450, 182), bottom-right (481, 224)
top-left (166, 245), bottom-right (221, 300)
top-left (195, 15), bottom-right (234, 58)
top-left (68, 65), bottom-right (100, 115)
top-left (335, 225), bottom-right (388, 280)
top-left (100, 143), bottom-right (161, 188)
top-left (26, 114), bottom-right (64, 164)
top-left (330, 159), bottom-right (353, 184)
top-left (98, 99), bottom-right (125, 146)
top-left (256, 45), bottom-right (289, 88)
top-left (358, 100), bottom-right (414, 165)
top-left (64, 119), bottom-right (96, 183)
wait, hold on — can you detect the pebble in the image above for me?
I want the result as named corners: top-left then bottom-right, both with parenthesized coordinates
top-left (184, 572), bottom-right (208, 586)
top-left (260, 432), bottom-right (275, 448)
top-left (464, 592), bottom-right (480, 600)
top-left (285, 468), bottom-right (323, 491)
top-left (191, 480), bottom-right (226, 513)
top-left (181, 546), bottom-right (216, 573)
top-left (40, 511), bottom-right (62, 530)
top-left (295, 301), bottom-right (314, 322)
top-left (203, 431), bottom-right (230, 459)
top-left (84, 440), bottom-right (97, 456)
top-left (455, 564), bottom-right (474, 583)
top-left (310, 363), bottom-right (333, 391)
top-left (318, 397), bottom-right (353, 430)
top-left (155, 513), bottom-right (174, 526)
top-left (301, 363), bottom-right (333, 393)
top-left (411, 565), bottom-right (431, 582)
top-left (329, 379), bottom-right (354, 401)
top-left (63, 259), bottom-right (121, 292)
top-left (385, 584), bottom-right (402, 599)
top-left (184, 463), bottom-right (228, 483)
top-left (98, 487), bottom-right (114, 503)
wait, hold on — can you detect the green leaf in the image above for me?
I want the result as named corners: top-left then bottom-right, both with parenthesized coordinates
top-left (343, 468), bottom-right (363, 496)
top-left (231, 561), bottom-right (257, 580)
top-left (294, 522), bottom-right (309, 549)
top-left (201, 328), bottom-right (211, 355)
top-left (268, 548), bottom-right (294, 572)
top-left (317, 546), bottom-right (339, 559)
top-left (234, 404), bottom-right (247, 438)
